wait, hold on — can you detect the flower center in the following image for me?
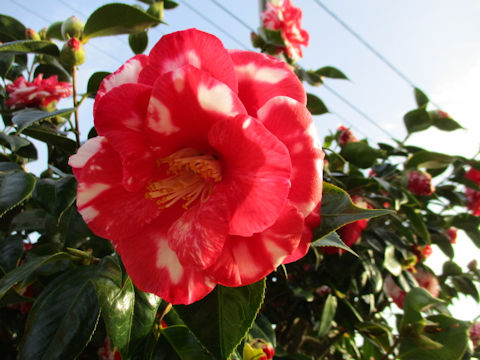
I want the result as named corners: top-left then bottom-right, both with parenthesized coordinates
top-left (145, 148), bottom-right (222, 209)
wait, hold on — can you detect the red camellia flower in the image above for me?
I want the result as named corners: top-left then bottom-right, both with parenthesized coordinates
top-left (337, 125), bottom-right (358, 146)
top-left (407, 170), bottom-right (435, 196)
top-left (384, 268), bottom-right (439, 309)
top-left (465, 167), bottom-right (480, 216)
top-left (6, 74), bottom-right (72, 110)
top-left (69, 29), bottom-right (324, 305)
top-left (260, 0), bottom-right (309, 60)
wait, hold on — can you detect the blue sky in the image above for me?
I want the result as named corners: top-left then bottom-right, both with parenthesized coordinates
top-left (3, 0), bottom-right (480, 319)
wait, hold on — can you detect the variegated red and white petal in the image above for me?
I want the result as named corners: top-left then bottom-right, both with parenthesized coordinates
top-left (230, 50), bottom-right (306, 116)
top-left (146, 65), bottom-right (246, 157)
top-left (95, 54), bottom-right (148, 114)
top-left (207, 115), bottom-right (291, 237)
top-left (94, 83), bottom-right (155, 191)
top-left (138, 29), bottom-right (238, 93)
top-left (117, 217), bottom-right (216, 305)
top-left (209, 202), bottom-right (303, 287)
top-left (73, 137), bottom-right (161, 241)
top-left (258, 96), bottom-right (324, 217)
top-left (68, 136), bottom-right (107, 179)
top-left (167, 200), bottom-right (229, 270)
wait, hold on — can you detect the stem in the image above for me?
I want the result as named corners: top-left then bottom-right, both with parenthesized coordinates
top-left (381, 335), bottom-right (401, 360)
top-left (72, 65), bottom-right (80, 146)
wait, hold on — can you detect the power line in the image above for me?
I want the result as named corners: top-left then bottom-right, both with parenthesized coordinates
top-left (312, 0), bottom-right (442, 109)
top-left (208, 0), bottom-right (256, 33)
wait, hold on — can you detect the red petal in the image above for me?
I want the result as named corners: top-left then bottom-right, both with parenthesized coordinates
top-left (117, 217), bottom-right (216, 305)
top-left (230, 50), bottom-right (306, 116)
top-left (258, 97), bottom-right (324, 217)
top-left (209, 202), bottom-right (303, 286)
top-left (139, 29), bottom-right (237, 93)
top-left (94, 83), bottom-right (155, 191)
top-left (73, 137), bottom-right (161, 241)
top-left (146, 65), bottom-right (246, 157)
top-left (95, 54), bottom-right (148, 115)
top-left (208, 115), bottom-right (291, 236)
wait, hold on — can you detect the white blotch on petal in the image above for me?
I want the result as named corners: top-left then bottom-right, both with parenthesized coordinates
top-left (77, 183), bottom-right (110, 206)
top-left (235, 63), bottom-right (288, 83)
top-left (102, 58), bottom-right (144, 93)
top-left (172, 68), bottom-right (185, 93)
top-left (186, 50), bottom-right (201, 68)
top-left (148, 98), bottom-right (179, 135)
top-left (242, 118), bottom-right (251, 129)
top-left (68, 137), bottom-right (106, 168)
top-left (156, 241), bottom-right (183, 284)
top-left (81, 206), bottom-right (99, 222)
top-left (307, 123), bottom-right (322, 149)
top-left (198, 83), bottom-right (235, 115)
top-left (265, 239), bottom-right (287, 266)
top-left (233, 242), bottom-right (260, 280)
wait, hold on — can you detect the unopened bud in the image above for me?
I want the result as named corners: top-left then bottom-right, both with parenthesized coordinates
top-left (25, 28), bottom-right (41, 41)
top-left (60, 38), bottom-right (85, 67)
top-left (251, 32), bottom-right (266, 48)
top-left (147, 1), bottom-right (164, 21)
top-left (61, 16), bottom-right (84, 40)
top-left (468, 259), bottom-right (478, 271)
top-left (38, 27), bottom-right (48, 40)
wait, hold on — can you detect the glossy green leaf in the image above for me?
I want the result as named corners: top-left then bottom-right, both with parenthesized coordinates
top-left (86, 71), bottom-right (110, 97)
top-left (306, 93), bottom-right (328, 115)
top-left (22, 124), bottom-right (77, 154)
top-left (165, 0), bottom-right (179, 9)
top-left (259, 27), bottom-right (285, 46)
top-left (0, 53), bottom-right (14, 77)
top-left (315, 66), bottom-right (348, 80)
top-left (0, 15), bottom-right (26, 41)
top-left (384, 245), bottom-right (402, 276)
top-left (317, 294), bottom-right (337, 337)
top-left (340, 141), bottom-right (381, 168)
top-left (11, 208), bottom-right (53, 232)
top-left (403, 287), bottom-right (444, 324)
top-left (45, 21), bottom-right (64, 40)
top-left (0, 40), bottom-right (59, 56)
top-left (315, 182), bottom-right (393, 239)
top-left (451, 275), bottom-right (479, 301)
top-left (414, 87), bottom-right (429, 107)
top-left (174, 279), bottom-right (265, 360)
top-left (32, 176), bottom-right (77, 219)
top-left (0, 132), bottom-right (32, 152)
top-left (403, 107), bottom-right (432, 134)
top-left (357, 322), bottom-right (392, 351)
top-left (405, 150), bottom-right (454, 169)
top-left (0, 252), bottom-right (71, 299)
top-left (18, 266), bottom-right (100, 360)
top-left (402, 206), bottom-right (430, 243)
top-left (84, 3), bottom-right (162, 39)
top-left (0, 234), bottom-right (23, 272)
top-left (399, 315), bottom-right (469, 360)
top-left (430, 112), bottom-right (463, 131)
top-left (311, 231), bottom-right (358, 256)
top-left (0, 171), bottom-right (36, 217)
top-left (34, 63), bottom-right (70, 82)
top-left (129, 30), bottom-right (149, 54)
top-left (12, 108), bottom-right (74, 133)
top-left (162, 325), bottom-right (212, 360)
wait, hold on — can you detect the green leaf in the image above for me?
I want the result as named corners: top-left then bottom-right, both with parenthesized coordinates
top-left (306, 93), bottom-right (328, 115)
top-left (315, 66), bottom-right (348, 80)
top-left (34, 63), bottom-right (70, 82)
top-left (317, 294), bottom-right (337, 337)
top-left (0, 170), bottom-right (36, 218)
top-left (384, 245), bottom-right (401, 276)
top-left (340, 141), bottom-right (381, 168)
top-left (12, 108), bottom-right (74, 133)
top-left (451, 275), bottom-right (479, 301)
top-left (165, 0), bottom-right (179, 9)
top-left (46, 21), bottom-right (64, 40)
top-left (83, 3), bottom-right (162, 39)
top-left (0, 252), bottom-right (71, 299)
top-left (162, 325), bottom-right (212, 360)
top-left (174, 280), bottom-right (265, 360)
top-left (18, 266), bottom-right (100, 360)
top-left (429, 111), bottom-right (463, 131)
top-left (414, 88), bottom-right (429, 107)
top-left (0, 40), bottom-right (60, 56)
top-left (259, 27), bottom-right (285, 46)
top-left (403, 107), bottom-right (432, 134)
top-left (0, 15), bottom-right (26, 41)
top-left (22, 124), bottom-right (77, 154)
top-left (0, 234), bottom-right (24, 272)
top-left (402, 206), bottom-right (430, 243)
top-left (403, 287), bottom-right (443, 324)
top-left (405, 150), bottom-right (454, 169)
top-left (0, 132), bottom-right (32, 152)
top-left (311, 231), bottom-right (358, 256)
top-left (0, 53), bottom-right (14, 77)
top-left (315, 182), bottom-right (393, 239)
top-left (357, 322), bottom-right (392, 351)
top-left (129, 30), bottom-right (149, 54)
top-left (32, 176), bottom-right (77, 220)
top-left (86, 71), bottom-right (110, 97)
top-left (450, 213), bottom-right (480, 248)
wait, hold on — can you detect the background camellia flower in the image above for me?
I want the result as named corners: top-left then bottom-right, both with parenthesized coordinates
top-left (446, 227), bottom-right (457, 244)
top-left (407, 170), bottom-right (435, 196)
top-left (69, 28), bottom-right (324, 305)
top-left (470, 321), bottom-right (480, 348)
top-left (6, 74), bottom-right (72, 110)
top-left (465, 167), bottom-right (480, 216)
top-left (384, 268), bottom-right (439, 309)
top-left (260, 0), bottom-right (309, 60)
top-left (337, 125), bottom-right (358, 146)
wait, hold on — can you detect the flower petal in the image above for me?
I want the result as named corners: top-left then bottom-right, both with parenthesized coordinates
top-left (94, 83), bottom-right (155, 191)
top-left (73, 137), bottom-right (160, 241)
top-left (207, 115), bottom-right (291, 237)
top-left (117, 217), bottom-right (216, 305)
top-left (68, 136), bottom-right (107, 179)
top-left (146, 65), bottom-right (246, 157)
top-left (139, 29), bottom-right (238, 93)
top-left (209, 202), bottom-right (303, 286)
top-left (258, 96), bottom-right (324, 217)
top-left (230, 50), bottom-right (306, 116)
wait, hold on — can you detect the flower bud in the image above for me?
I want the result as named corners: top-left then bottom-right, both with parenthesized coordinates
top-left (147, 1), bottom-right (164, 21)
top-left (61, 16), bottom-right (84, 40)
top-left (446, 228), bottom-right (457, 244)
top-left (243, 343), bottom-right (267, 360)
top-left (468, 259), bottom-right (478, 271)
top-left (251, 32), bottom-right (266, 49)
top-left (38, 27), bottom-right (48, 40)
top-left (407, 170), bottom-right (435, 196)
top-left (25, 28), bottom-right (41, 41)
top-left (337, 125), bottom-right (358, 146)
top-left (60, 38), bottom-right (85, 67)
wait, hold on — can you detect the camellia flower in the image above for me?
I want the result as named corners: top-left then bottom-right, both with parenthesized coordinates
top-left (465, 167), bottom-right (480, 216)
top-left (337, 125), bottom-right (358, 146)
top-left (260, 0), bottom-right (309, 60)
top-left (407, 170), bottom-right (435, 196)
top-left (384, 268), bottom-right (439, 309)
top-left (6, 74), bottom-right (72, 110)
top-left (69, 29), bottom-right (324, 305)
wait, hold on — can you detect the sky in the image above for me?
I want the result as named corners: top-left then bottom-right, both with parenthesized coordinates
top-left (3, 0), bottom-right (480, 320)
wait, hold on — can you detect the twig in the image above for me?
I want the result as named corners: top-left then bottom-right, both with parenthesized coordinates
top-left (72, 65), bottom-right (80, 146)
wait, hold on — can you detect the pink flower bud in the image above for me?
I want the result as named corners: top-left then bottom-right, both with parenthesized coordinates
top-left (468, 259), bottom-right (478, 271)
top-left (337, 125), bottom-right (358, 146)
top-left (60, 37), bottom-right (86, 67)
top-left (465, 168), bottom-right (480, 216)
top-left (407, 170), bottom-right (435, 196)
top-left (25, 28), bottom-right (40, 41)
top-left (446, 228), bottom-right (457, 244)
top-left (61, 15), bottom-right (84, 40)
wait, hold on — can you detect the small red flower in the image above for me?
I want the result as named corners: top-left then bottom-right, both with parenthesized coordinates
top-left (337, 125), bottom-right (358, 146)
top-left (261, 0), bottom-right (309, 60)
top-left (407, 170), bottom-right (435, 196)
top-left (446, 228), bottom-right (457, 244)
top-left (6, 74), bottom-right (72, 110)
top-left (69, 29), bottom-right (324, 305)
top-left (384, 268), bottom-right (439, 309)
top-left (465, 167), bottom-right (480, 216)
